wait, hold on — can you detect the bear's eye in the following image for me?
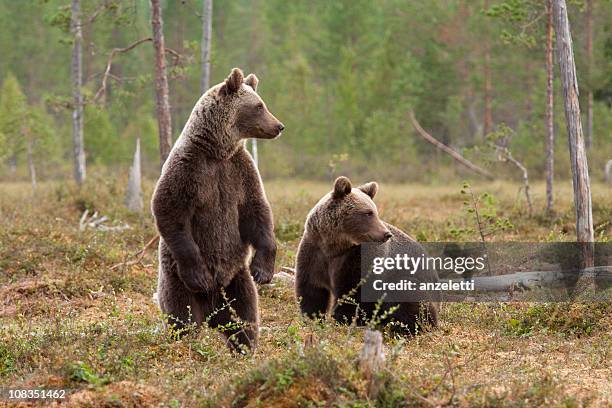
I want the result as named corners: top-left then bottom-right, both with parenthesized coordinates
top-left (256, 103), bottom-right (264, 110)
top-left (365, 210), bottom-right (374, 216)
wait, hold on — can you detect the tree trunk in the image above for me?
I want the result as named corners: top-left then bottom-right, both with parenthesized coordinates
top-left (200, 0), bottom-right (213, 93)
top-left (71, 0), bottom-right (86, 185)
top-left (605, 159), bottom-right (612, 184)
top-left (545, 0), bottom-right (555, 213)
top-left (553, 0), bottom-right (594, 267)
top-left (483, 0), bottom-right (493, 137)
top-left (26, 139), bottom-right (36, 195)
top-left (150, 0), bottom-right (173, 167)
top-left (585, 0), bottom-right (593, 149)
top-left (125, 137), bottom-right (143, 212)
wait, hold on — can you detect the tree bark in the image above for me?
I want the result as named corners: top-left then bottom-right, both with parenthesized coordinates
top-left (585, 0), bottom-right (593, 149)
top-left (26, 139), bottom-right (36, 195)
top-left (71, 0), bottom-right (86, 185)
top-left (545, 0), bottom-right (555, 213)
top-left (359, 330), bottom-right (385, 397)
top-left (409, 112), bottom-right (494, 179)
top-left (483, 0), bottom-right (493, 137)
top-left (200, 0), bottom-right (213, 93)
top-left (553, 0), bottom-right (594, 267)
top-left (605, 159), bottom-right (612, 184)
top-left (150, 0), bottom-right (173, 167)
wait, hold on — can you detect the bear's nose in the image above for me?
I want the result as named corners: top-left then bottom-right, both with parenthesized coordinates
top-left (383, 232), bottom-right (393, 242)
top-left (277, 123), bottom-right (285, 132)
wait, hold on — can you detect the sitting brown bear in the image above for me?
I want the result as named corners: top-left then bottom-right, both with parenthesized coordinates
top-left (152, 68), bottom-right (284, 351)
top-left (295, 177), bottom-right (439, 334)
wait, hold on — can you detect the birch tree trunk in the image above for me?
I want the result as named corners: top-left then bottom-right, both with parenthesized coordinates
top-left (150, 0), bottom-right (173, 167)
top-left (71, 0), bottom-right (86, 185)
top-left (483, 0), bottom-right (493, 137)
top-left (545, 0), bottom-right (555, 213)
top-left (585, 0), bottom-right (593, 149)
top-left (26, 139), bottom-right (36, 195)
top-left (553, 0), bottom-right (594, 267)
top-left (200, 0), bottom-right (213, 93)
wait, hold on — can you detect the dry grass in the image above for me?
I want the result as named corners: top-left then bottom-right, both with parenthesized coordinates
top-left (0, 176), bottom-right (610, 407)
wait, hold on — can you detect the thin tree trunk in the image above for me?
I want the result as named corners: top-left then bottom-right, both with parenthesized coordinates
top-left (26, 139), bottom-right (36, 194)
top-left (71, 0), bottom-right (86, 185)
top-left (553, 0), bottom-right (594, 267)
top-left (200, 0), bottom-right (213, 93)
top-left (605, 159), bottom-right (612, 184)
top-left (7, 154), bottom-right (17, 175)
top-left (483, 0), bottom-right (493, 137)
top-left (545, 0), bottom-right (555, 213)
top-left (150, 0), bottom-right (173, 167)
top-left (585, 0), bottom-right (593, 149)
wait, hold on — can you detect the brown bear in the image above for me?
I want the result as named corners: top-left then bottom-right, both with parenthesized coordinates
top-left (151, 68), bottom-right (284, 351)
top-left (295, 177), bottom-right (439, 334)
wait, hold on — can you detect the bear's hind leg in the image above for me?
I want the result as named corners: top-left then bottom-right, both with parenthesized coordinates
top-left (208, 268), bottom-right (259, 353)
top-left (158, 270), bottom-right (205, 337)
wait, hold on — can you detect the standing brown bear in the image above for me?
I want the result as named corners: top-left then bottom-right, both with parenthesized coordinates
top-left (295, 177), bottom-right (439, 334)
top-left (152, 68), bottom-right (284, 351)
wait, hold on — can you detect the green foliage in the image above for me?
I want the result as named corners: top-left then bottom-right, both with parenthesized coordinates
top-left (0, 72), bottom-right (28, 157)
top-left (0, 0), bottom-right (611, 181)
top-left (84, 105), bottom-right (122, 164)
top-left (68, 361), bottom-right (109, 386)
top-left (504, 303), bottom-right (610, 337)
top-left (458, 182), bottom-right (514, 241)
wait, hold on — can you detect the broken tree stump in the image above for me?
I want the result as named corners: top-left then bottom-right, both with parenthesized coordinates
top-left (125, 137), bottom-right (143, 212)
top-left (359, 329), bottom-right (385, 397)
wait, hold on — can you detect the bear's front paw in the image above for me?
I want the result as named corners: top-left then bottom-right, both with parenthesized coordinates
top-left (178, 265), bottom-right (214, 293)
top-left (250, 263), bottom-right (274, 284)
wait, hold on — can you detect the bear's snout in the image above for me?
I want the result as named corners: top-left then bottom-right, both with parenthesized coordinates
top-left (383, 231), bottom-right (393, 242)
top-left (277, 123), bottom-right (285, 133)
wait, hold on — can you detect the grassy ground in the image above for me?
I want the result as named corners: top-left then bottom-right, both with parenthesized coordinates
top-left (0, 176), bottom-right (610, 407)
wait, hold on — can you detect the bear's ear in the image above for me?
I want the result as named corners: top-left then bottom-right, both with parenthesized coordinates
top-left (244, 73), bottom-right (259, 91)
top-left (221, 67), bottom-right (244, 95)
top-left (357, 182), bottom-right (378, 199)
top-left (333, 176), bottom-right (352, 199)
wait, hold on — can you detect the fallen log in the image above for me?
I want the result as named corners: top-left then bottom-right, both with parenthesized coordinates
top-left (448, 266), bottom-right (610, 292)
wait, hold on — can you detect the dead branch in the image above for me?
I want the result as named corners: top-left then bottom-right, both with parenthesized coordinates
top-left (110, 235), bottom-right (160, 271)
top-left (79, 210), bottom-right (130, 232)
top-left (94, 38), bottom-right (184, 103)
top-left (497, 147), bottom-right (533, 216)
top-left (605, 159), bottom-right (612, 184)
top-left (409, 111), bottom-right (494, 179)
top-left (280, 266), bottom-right (296, 274)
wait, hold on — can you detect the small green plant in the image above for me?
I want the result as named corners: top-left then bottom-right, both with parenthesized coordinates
top-left (460, 182), bottom-right (514, 242)
top-left (67, 361), bottom-right (109, 386)
top-left (0, 345), bottom-right (15, 377)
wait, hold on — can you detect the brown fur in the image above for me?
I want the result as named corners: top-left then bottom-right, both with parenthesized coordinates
top-left (152, 68), bottom-right (284, 351)
top-left (295, 177), bottom-right (439, 334)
